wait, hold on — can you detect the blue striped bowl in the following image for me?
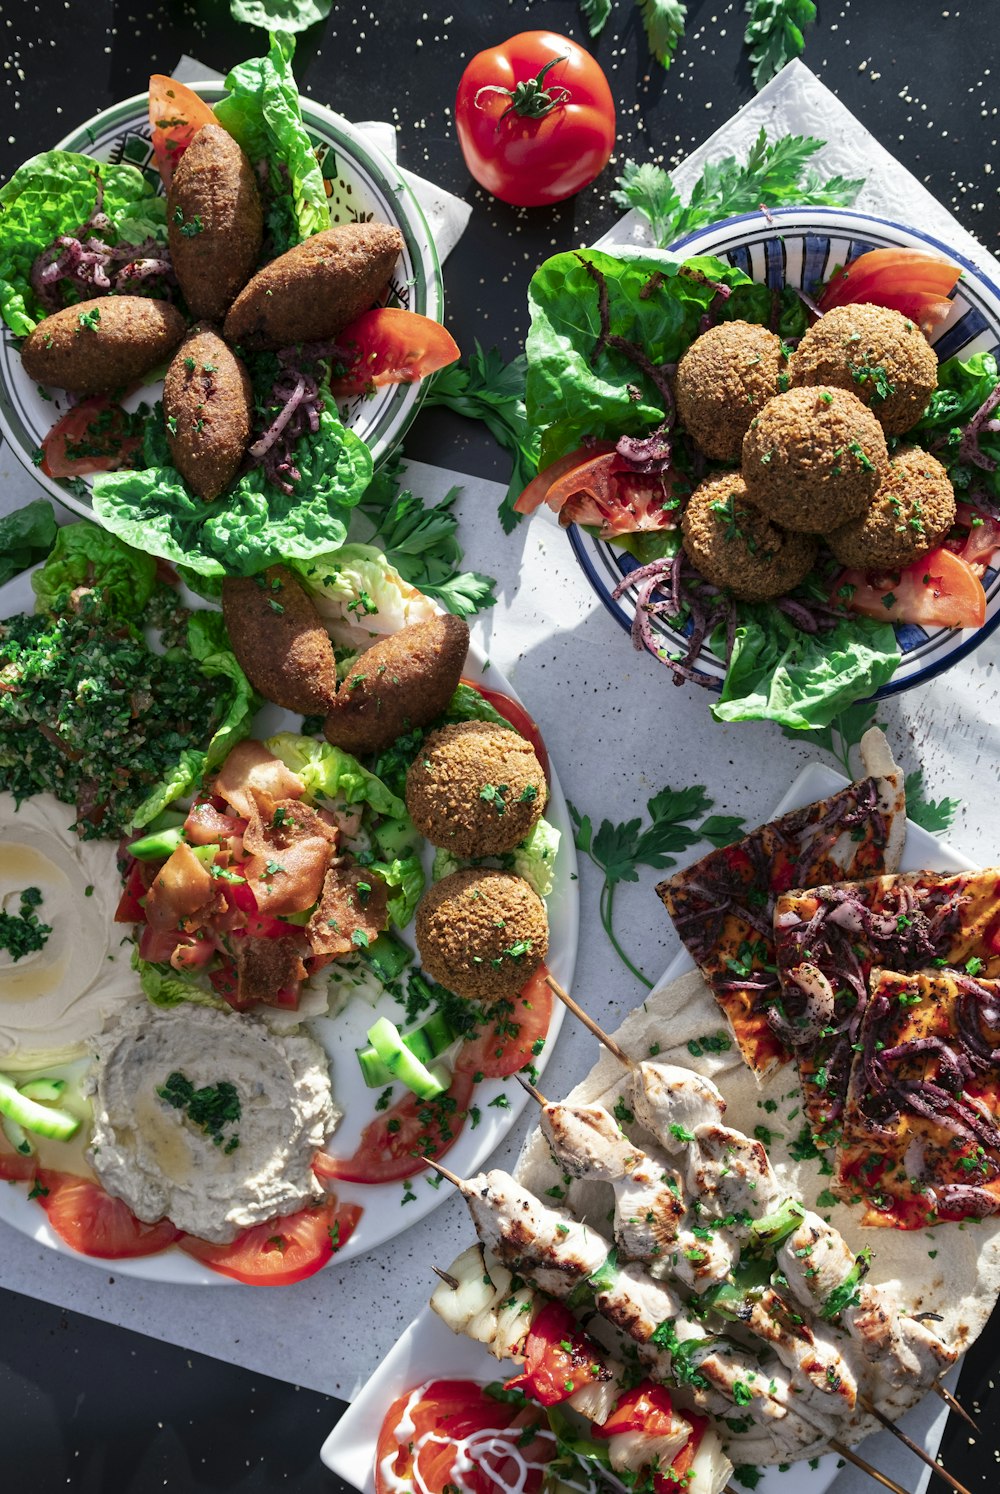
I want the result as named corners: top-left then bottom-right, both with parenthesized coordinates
top-left (570, 207), bottom-right (1000, 698)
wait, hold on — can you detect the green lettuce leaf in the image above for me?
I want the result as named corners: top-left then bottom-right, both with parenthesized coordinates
top-left (525, 250), bottom-right (751, 465)
top-left (31, 520), bottom-right (156, 618)
top-left (712, 609), bottom-right (900, 730)
top-left (92, 398), bottom-right (372, 578)
top-left (265, 731), bottom-right (406, 818)
top-left (0, 500), bottom-right (58, 584)
top-left (137, 957), bottom-right (226, 1011)
top-left (230, 0), bottom-right (332, 32)
top-left (911, 351), bottom-right (1000, 504)
top-left (214, 32), bottom-right (328, 252)
top-left (370, 853), bottom-right (425, 929)
top-left (513, 817), bottom-right (561, 898)
top-left (0, 151), bottom-right (167, 336)
top-left (444, 683), bottom-right (516, 731)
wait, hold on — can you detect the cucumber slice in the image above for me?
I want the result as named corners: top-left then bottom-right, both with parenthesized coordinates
top-left (0, 1114), bottom-right (35, 1156)
top-left (361, 932), bottom-right (413, 984)
top-left (144, 809), bottom-right (187, 833)
top-left (18, 1078), bottom-right (66, 1103)
top-left (128, 827), bottom-right (186, 861)
top-left (190, 844), bottom-right (218, 869)
top-left (356, 1007), bottom-right (455, 1089)
top-left (0, 1074), bottom-right (80, 1141)
top-left (365, 1018), bottom-right (447, 1100)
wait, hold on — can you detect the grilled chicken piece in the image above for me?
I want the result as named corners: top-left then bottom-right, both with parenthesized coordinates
top-left (686, 1124), bottom-right (784, 1222)
top-left (738, 1288), bottom-right (857, 1414)
top-left (776, 1211), bottom-right (858, 1307)
top-left (630, 1062), bottom-right (726, 1143)
top-left (465, 1169), bottom-right (611, 1297)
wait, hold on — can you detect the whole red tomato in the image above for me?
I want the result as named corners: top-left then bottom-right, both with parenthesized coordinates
top-left (455, 30), bottom-right (615, 207)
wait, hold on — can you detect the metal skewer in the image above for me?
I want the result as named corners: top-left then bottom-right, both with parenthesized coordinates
top-left (544, 973), bottom-right (634, 1067)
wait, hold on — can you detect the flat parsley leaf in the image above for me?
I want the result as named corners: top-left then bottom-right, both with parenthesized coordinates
top-left (637, 0), bottom-right (688, 69)
top-left (781, 698), bottom-right (882, 777)
top-left (744, 0), bottom-right (817, 90)
top-left (903, 769), bottom-right (961, 835)
top-left (578, 0), bottom-right (612, 37)
top-left (611, 161), bottom-right (683, 248)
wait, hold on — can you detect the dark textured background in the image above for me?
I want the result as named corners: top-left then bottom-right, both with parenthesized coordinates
top-left (1, 1), bottom-right (998, 1489)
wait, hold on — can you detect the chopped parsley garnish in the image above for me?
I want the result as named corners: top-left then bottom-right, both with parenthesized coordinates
top-left (157, 1071), bottom-right (241, 1153)
top-left (479, 783), bottom-right (510, 815)
top-left (0, 886), bottom-right (52, 962)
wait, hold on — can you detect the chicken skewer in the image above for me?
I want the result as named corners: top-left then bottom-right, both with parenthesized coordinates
top-left (521, 1076), bottom-right (860, 1423)
top-left (429, 1245), bottom-right (734, 1493)
top-left (544, 974), bottom-right (974, 1494)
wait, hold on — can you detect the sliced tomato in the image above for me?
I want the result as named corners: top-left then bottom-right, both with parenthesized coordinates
top-left (514, 442), bottom-right (617, 515)
top-left (375, 1379), bottom-right (552, 1494)
top-left (177, 1196), bottom-right (360, 1285)
top-left (654, 1412), bottom-right (709, 1491)
top-left (817, 247), bottom-right (960, 334)
top-left (115, 859), bottom-right (152, 923)
top-left (950, 502), bottom-right (1000, 575)
top-left (839, 546), bottom-right (987, 629)
top-left (40, 397), bottom-right (143, 479)
top-left (461, 677), bottom-right (549, 779)
top-left (313, 1069), bottom-right (474, 1184)
top-left (593, 1380), bottom-right (677, 1439)
top-left (538, 449), bottom-right (682, 538)
top-left (148, 75), bottom-right (218, 188)
top-left (0, 1144), bottom-right (37, 1183)
top-left (504, 1300), bottom-right (608, 1406)
top-left (328, 309), bottom-right (460, 397)
top-left (36, 1171), bottom-right (182, 1258)
top-left (456, 963), bottom-right (553, 1079)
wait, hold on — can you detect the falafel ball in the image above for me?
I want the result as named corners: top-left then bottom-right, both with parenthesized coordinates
top-left (222, 565), bottom-right (339, 714)
top-left (323, 612), bottom-right (470, 756)
top-left (20, 296), bottom-right (186, 395)
top-left (415, 868), bottom-right (548, 1003)
top-left (791, 303), bottom-right (938, 435)
top-left (827, 445), bottom-right (957, 570)
top-left (681, 473), bottom-right (819, 602)
top-left (741, 386), bottom-right (889, 533)
top-left (406, 721), bottom-right (547, 858)
top-left (675, 321), bottom-right (788, 462)
top-left (163, 324), bottom-right (253, 502)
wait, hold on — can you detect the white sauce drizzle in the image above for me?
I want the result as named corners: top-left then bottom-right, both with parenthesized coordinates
top-left (378, 1380), bottom-right (558, 1494)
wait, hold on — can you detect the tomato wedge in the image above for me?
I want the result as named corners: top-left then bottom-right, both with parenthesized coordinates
top-left (36, 1171), bottom-right (182, 1258)
top-left (177, 1195), bottom-right (360, 1285)
top-left (592, 1380), bottom-right (677, 1439)
top-left (328, 308), bottom-right (460, 397)
top-left (950, 502), bottom-right (1000, 575)
top-left (654, 1412), bottom-right (709, 1491)
top-left (504, 1300), bottom-right (608, 1406)
top-left (313, 1069), bottom-right (474, 1184)
top-left (375, 1379), bottom-right (553, 1494)
top-left (40, 396), bottom-right (142, 479)
top-left (817, 247), bottom-right (960, 335)
top-left (461, 677), bottom-right (549, 780)
top-left (148, 75), bottom-right (218, 188)
top-left (456, 963), bottom-right (553, 1079)
top-left (839, 546), bottom-right (987, 630)
top-left (516, 445), bottom-right (682, 538)
top-left (514, 442), bottom-right (617, 515)
top-left (0, 1143), bottom-right (37, 1184)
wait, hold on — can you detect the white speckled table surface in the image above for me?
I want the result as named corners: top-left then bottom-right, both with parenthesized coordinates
top-left (2, 36), bottom-right (999, 1494)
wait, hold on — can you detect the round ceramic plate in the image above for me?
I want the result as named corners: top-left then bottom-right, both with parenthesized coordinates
top-left (0, 82), bottom-right (443, 520)
top-left (0, 568), bottom-right (577, 1285)
top-left (569, 206), bottom-right (1000, 698)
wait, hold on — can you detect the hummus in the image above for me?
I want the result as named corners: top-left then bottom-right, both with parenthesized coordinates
top-left (0, 792), bottom-right (135, 1067)
top-left (87, 1002), bottom-right (341, 1243)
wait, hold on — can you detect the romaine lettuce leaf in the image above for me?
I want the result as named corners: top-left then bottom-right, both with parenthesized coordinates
top-left (711, 609), bottom-right (900, 730)
top-left (230, 0), bottom-right (332, 33)
top-left (265, 731), bottom-right (406, 819)
top-left (292, 542), bottom-right (438, 647)
top-left (911, 351), bottom-right (1000, 503)
top-left (513, 817), bottom-right (561, 898)
top-left (92, 398), bottom-right (372, 578)
top-left (31, 520), bottom-right (156, 618)
top-left (214, 32), bottom-right (328, 252)
top-left (370, 853), bottom-right (425, 929)
top-left (136, 957), bottom-right (225, 1011)
top-left (0, 151), bottom-right (167, 336)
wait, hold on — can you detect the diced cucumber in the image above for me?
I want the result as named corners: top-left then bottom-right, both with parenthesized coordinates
top-left (356, 1007), bottom-right (455, 1089)
top-left (0, 1074), bottom-right (80, 1141)
top-left (372, 816), bottom-right (418, 861)
top-left (365, 1018), bottom-right (447, 1100)
top-left (190, 844), bottom-right (218, 869)
top-left (128, 827), bottom-right (186, 861)
top-left (144, 809), bottom-right (187, 833)
top-left (361, 932), bottom-right (412, 984)
top-left (18, 1078), bottom-right (66, 1103)
top-left (0, 1114), bottom-right (35, 1157)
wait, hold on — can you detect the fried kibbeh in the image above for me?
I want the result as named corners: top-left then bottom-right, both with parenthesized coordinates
top-left (406, 721), bottom-right (547, 857)
top-left (221, 565), bottom-right (339, 714)
top-left (681, 472), bottom-right (819, 601)
top-left (741, 386), bottom-right (889, 533)
top-left (675, 320), bottom-right (788, 462)
top-left (163, 324), bottom-right (253, 501)
top-left (415, 868), bottom-right (548, 1003)
top-left (20, 296), bottom-right (186, 395)
top-left (167, 124), bottom-right (263, 322)
top-left (323, 612), bottom-right (470, 756)
top-left (223, 223), bottom-right (404, 351)
top-left (791, 302), bottom-right (939, 435)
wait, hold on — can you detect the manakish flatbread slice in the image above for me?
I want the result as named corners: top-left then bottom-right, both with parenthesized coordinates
top-left (774, 866), bottom-right (1000, 1145)
top-left (837, 968), bottom-right (1000, 1228)
top-left (656, 728), bottom-right (905, 1079)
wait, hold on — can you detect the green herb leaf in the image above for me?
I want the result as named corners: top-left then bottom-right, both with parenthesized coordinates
top-left (744, 0), bottom-right (817, 90)
top-left (903, 769), bottom-right (961, 835)
top-left (230, 0), bottom-right (331, 33)
top-left (638, 0), bottom-right (688, 69)
top-left (578, 0), bottom-right (612, 36)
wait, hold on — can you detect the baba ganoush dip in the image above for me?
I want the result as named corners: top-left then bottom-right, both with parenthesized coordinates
top-left (0, 792), bottom-right (134, 1067)
top-left (87, 1002), bottom-right (341, 1243)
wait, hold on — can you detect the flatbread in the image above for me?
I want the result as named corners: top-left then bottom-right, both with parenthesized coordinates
top-left (838, 968), bottom-right (1000, 1227)
top-left (774, 866), bottom-right (1000, 1144)
top-left (656, 729), bottom-right (906, 1078)
top-left (514, 965), bottom-right (1000, 1393)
